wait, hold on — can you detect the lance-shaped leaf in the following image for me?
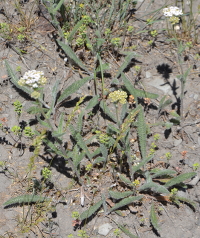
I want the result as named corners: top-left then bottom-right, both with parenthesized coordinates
top-left (109, 190), bottom-right (134, 200)
top-left (108, 195), bottom-right (143, 213)
top-left (3, 194), bottom-right (50, 207)
top-left (57, 75), bottom-right (93, 103)
top-left (57, 40), bottom-right (89, 72)
top-left (86, 95), bottom-right (100, 110)
top-left (164, 172), bottom-right (196, 188)
top-left (117, 224), bottom-right (138, 238)
top-left (175, 196), bottom-right (196, 210)
top-left (139, 182), bottom-right (170, 195)
top-left (5, 60), bottom-right (32, 95)
top-left (151, 169), bottom-right (176, 179)
top-left (115, 52), bottom-right (137, 78)
top-left (122, 73), bottom-right (158, 99)
top-left (137, 105), bottom-right (146, 159)
top-left (132, 155), bottom-right (154, 175)
top-left (100, 100), bottom-right (116, 122)
top-left (76, 133), bottom-right (92, 160)
top-left (67, 18), bottom-right (84, 43)
top-left (80, 199), bottom-right (103, 221)
top-left (119, 174), bottom-right (133, 186)
top-left (150, 204), bottom-right (160, 234)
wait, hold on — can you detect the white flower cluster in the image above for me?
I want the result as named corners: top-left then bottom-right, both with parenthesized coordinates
top-left (18, 70), bottom-right (47, 88)
top-left (163, 6), bottom-right (183, 17)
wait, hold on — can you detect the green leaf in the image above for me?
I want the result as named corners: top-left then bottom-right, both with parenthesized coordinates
top-left (5, 60), bottom-right (32, 96)
top-left (152, 169), bottom-right (176, 178)
top-left (80, 199), bottom-right (103, 221)
top-left (76, 133), bottom-right (92, 160)
top-left (57, 40), bottom-right (89, 72)
top-left (164, 172), bottom-right (196, 188)
top-left (115, 52), bottom-right (137, 78)
top-left (117, 224), bottom-right (138, 238)
top-left (119, 174), bottom-right (132, 186)
top-left (109, 190), bottom-right (134, 200)
top-left (100, 100), bottom-right (116, 122)
top-left (122, 73), bottom-right (158, 100)
top-left (67, 18), bottom-right (84, 43)
top-left (107, 124), bottom-right (119, 135)
top-left (137, 105), bottom-right (146, 159)
top-left (57, 75), bottom-right (93, 103)
top-left (139, 182), bottom-right (170, 195)
top-left (54, 0), bottom-right (65, 12)
top-left (27, 106), bottom-right (44, 114)
top-left (159, 96), bottom-right (172, 111)
top-left (93, 157), bottom-right (106, 165)
top-left (150, 204), bottom-right (160, 234)
top-left (100, 144), bottom-right (108, 159)
top-left (3, 194), bottom-right (50, 207)
top-left (175, 196), bottom-right (196, 210)
top-left (109, 195), bottom-right (143, 213)
top-left (132, 155), bottom-right (154, 175)
top-left (77, 111), bottom-right (84, 133)
top-left (86, 95), bottom-right (100, 110)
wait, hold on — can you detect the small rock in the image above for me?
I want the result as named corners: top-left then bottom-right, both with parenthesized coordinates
top-left (145, 71), bottom-right (152, 78)
top-left (187, 175), bottom-right (200, 186)
top-left (98, 223), bottom-right (113, 236)
top-left (194, 94), bottom-right (199, 100)
top-left (173, 138), bottom-right (182, 147)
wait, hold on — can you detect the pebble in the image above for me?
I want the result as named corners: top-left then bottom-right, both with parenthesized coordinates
top-left (173, 138), bottom-right (182, 147)
top-left (145, 71), bottom-right (152, 78)
top-left (98, 223), bottom-right (113, 236)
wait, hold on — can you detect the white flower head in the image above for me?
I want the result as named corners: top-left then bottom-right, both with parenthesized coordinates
top-left (163, 6), bottom-right (183, 17)
top-left (18, 70), bottom-right (47, 89)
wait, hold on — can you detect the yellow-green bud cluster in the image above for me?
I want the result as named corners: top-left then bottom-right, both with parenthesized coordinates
top-left (169, 16), bottom-right (180, 25)
top-left (108, 90), bottom-right (127, 104)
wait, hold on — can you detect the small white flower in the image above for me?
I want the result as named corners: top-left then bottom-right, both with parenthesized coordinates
top-left (163, 6), bottom-right (183, 17)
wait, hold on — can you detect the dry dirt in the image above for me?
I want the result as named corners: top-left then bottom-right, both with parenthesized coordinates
top-left (0, 0), bottom-right (200, 237)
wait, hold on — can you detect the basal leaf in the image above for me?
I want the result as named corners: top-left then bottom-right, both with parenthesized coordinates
top-left (100, 100), bottom-right (116, 122)
top-left (151, 169), bottom-right (176, 178)
top-left (3, 194), bottom-right (50, 207)
top-left (132, 155), bottom-right (154, 175)
top-left (164, 172), bottom-right (196, 188)
top-left (139, 182), bottom-right (170, 195)
top-left (80, 199), bottom-right (103, 221)
top-left (109, 190), bottom-right (134, 200)
top-left (117, 224), bottom-right (138, 238)
top-left (150, 203), bottom-right (160, 234)
top-left (109, 195), bottom-right (143, 213)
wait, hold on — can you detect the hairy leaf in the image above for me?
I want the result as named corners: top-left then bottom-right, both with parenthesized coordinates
top-left (117, 224), bottom-right (138, 238)
top-left (122, 73), bottom-right (158, 99)
top-left (57, 40), bottom-right (89, 72)
top-left (150, 204), bottom-right (160, 234)
top-left (3, 194), bottom-right (50, 207)
top-left (137, 105), bottom-right (146, 159)
top-left (77, 111), bottom-right (84, 133)
top-left (175, 196), bottom-right (196, 210)
top-left (5, 61), bottom-right (32, 95)
top-left (139, 182), bottom-right (170, 195)
top-left (109, 190), bottom-right (134, 200)
top-left (115, 52), bottom-right (137, 78)
top-left (76, 133), bottom-right (92, 160)
top-left (132, 155), bottom-right (154, 175)
top-left (93, 157), bottom-right (106, 165)
top-left (80, 199), bottom-right (103, 221)
top-left (119, 174), bottom-right (132, 186)
top-left (100, 100), bottom-right (116, 122)
top-left (57, 75), bottom-right (93, 103)
top-left (164, 172), bottom-right (196, 188)
top-left (68, 18), bottom-right (84, 42)
top-left (100, 144), bottom-right (108, 159)
top-left (86, 95), bottom-right (100, 110)
top-left (151, 169), bottom-right (176, 178)
top-left (109, 195), bottom-right (143, 213)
